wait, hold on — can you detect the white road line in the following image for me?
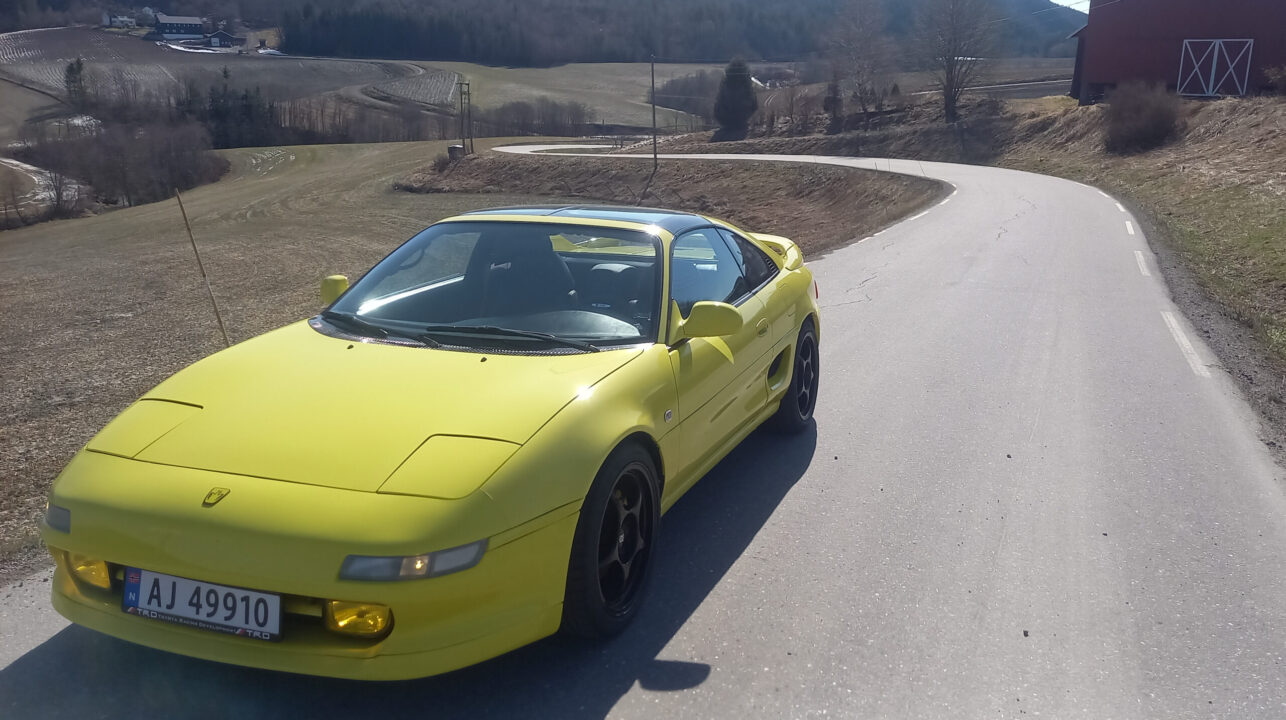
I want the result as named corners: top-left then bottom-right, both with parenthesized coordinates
top-left (1126, 221), bottom-right (1136, 236)
top-left (1161, 311), bottom-right (1212, 378)
top-left (1115, 202), bottom-right (1126, 212)
top-left (907, 211), bottom-right (928, 222)
top-left (1134, 250), bottom-right (1151, 277)
top-left (1097, 189), bottom-right (1110, 199)
top-left (937, 196), bottom-right (951, 207)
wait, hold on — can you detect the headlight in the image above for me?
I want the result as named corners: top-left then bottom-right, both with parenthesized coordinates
top-left (338, 539), bottom-right (488, 581)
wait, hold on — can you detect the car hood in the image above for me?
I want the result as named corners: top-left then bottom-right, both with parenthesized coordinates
top-left (112, 321), bottom-right (641, 493)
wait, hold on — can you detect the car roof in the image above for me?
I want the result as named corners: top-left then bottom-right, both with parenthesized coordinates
top-left (458, 205), bottom-right (714, 236)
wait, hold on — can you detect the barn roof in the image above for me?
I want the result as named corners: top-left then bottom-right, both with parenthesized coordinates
top-left (155, 12), bottom-right (202, 25)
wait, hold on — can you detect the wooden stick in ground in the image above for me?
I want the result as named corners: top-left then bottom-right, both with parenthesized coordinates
top-left (175, 190), bottom-right (231, 348)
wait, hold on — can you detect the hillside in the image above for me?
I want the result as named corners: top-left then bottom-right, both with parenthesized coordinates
top-left (278, 0), bottom-right (1085, 66)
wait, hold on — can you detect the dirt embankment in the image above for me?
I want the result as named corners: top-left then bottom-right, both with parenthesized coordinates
top-left (398, 153), bottom-right (946, 256)
top-left (649, 96), bottom-right (1286, 446)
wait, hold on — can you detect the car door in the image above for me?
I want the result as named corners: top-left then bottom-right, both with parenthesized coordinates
top-left (667, 228), bottom-right (776, 482)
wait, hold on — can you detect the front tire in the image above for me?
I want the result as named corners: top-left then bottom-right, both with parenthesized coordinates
top-left (562, 443), bottom-right (660, 639)
top-left (769, 319), bottom-right (819, 434)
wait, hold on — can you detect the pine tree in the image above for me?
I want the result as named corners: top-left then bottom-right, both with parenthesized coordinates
top-left (713, 59), bottom-right (758, 137)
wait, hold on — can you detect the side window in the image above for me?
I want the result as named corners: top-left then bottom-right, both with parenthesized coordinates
top-left (670, 229), bottom-right (747, 317)
top-left (720, 229), bottom-right (778, 292)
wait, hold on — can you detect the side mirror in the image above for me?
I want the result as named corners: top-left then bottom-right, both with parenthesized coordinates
top-left (321, 275), bottom-right (349, 305)
top-left (678, 301), bottom-right (743, 339)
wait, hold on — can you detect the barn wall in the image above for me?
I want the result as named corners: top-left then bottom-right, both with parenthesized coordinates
top-left (1078, 0), bottom-right (1286, 96)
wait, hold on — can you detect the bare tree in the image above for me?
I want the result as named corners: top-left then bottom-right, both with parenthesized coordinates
top-left (917, 0), bottom-right (997, 123)
top-left (829, 0), bottom-right (894, 129)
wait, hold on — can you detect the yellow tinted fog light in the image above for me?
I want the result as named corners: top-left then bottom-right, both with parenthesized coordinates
top-left (324, 601), bottom-right (392, 638)
top-left (68, 553), bottom-right (111, 590)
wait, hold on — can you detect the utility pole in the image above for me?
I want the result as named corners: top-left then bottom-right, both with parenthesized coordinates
top-left (651, 54), bottom-right (658, 173)
top-left (456, 80), bottom-right (474, 155)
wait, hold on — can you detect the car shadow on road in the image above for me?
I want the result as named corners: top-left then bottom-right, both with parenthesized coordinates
top-left (0, 424), bottom-right (817, 719)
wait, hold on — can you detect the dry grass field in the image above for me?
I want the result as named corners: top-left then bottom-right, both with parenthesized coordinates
top-left (433, 57), bottom-right (1074, 129)
top-left (0, 79), bottom-right (60, 144)
top-left (0, 136), bottom-right (583, 579)
top-left (427, 61), bottom-right (720, 128)
top-left (0, 26), bottom-right (411, 103)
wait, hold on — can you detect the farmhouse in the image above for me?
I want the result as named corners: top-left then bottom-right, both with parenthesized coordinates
top-left (153, 12), bottom-right (204, 40)
top-left (1071, 0), bottom-right (1286, 103)
top-left (206, 30), bottom-right (246, 48)
top-left (101, 13), bottom-right (137, 29)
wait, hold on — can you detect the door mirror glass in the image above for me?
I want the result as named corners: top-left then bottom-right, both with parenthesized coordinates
top-left (680, 301), bottom-right (743, 338)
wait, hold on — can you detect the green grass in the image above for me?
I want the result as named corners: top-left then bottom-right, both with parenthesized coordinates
top-left (426, 61), bottom-right (722, 128)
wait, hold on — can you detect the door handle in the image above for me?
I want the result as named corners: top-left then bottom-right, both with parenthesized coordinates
top-left (756, 319), bottom-right (770, 337)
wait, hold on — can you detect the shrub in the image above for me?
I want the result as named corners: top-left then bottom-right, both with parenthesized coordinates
top-left (432, 153), bottom-right (452, 173)
top-left (1266, 66), bottom-right (1286, 95)
top-left (1103, 81), bottom-right (1179, 154)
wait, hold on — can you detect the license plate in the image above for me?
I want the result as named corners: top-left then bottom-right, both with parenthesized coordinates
top-left (122, 567), bottom-right (281, 641)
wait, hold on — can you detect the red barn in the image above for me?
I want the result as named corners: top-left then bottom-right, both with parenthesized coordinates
top-left (1071, 0), bottom-right (1286, 103)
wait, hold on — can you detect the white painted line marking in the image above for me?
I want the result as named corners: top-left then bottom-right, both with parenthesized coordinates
top-left (1126, 221), bottom-right (1136, 236)
top-left (938, 196), bottom-right (951, 207)
top-left (1161, 311), bottom-right (1211, 378)
top-left (1115, 202), bottom-right (1126, 212)
top-left (1134, 250), bottom-right (1151, 277)
top-left (1097, 189), bottom-right (1110, 199)
top-left (907, 211), bottom-right (928, 222)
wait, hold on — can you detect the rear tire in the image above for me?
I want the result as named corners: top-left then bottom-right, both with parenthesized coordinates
top-left (769, 319), bottom-right (819, 434)
top-left (562, 443), bottom-right (660, 639)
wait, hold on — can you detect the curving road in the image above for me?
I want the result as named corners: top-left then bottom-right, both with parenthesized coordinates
top-left (4, 148), bottom-right (1286, 719)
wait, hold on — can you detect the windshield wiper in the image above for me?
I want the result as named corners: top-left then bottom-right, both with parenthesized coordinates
top-left (421, 324), bottom-right (600, 352)
top-left (322, 310), bottom-right (386, 338)
top-left (322, 311), bottom-right (441, 347)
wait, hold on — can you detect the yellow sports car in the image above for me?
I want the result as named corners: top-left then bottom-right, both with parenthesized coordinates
top-left (41, 205), bottom-right (821, 680)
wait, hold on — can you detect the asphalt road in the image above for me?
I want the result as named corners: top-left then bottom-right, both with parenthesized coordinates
top-left (4, 149), bottom-right (1286, 719)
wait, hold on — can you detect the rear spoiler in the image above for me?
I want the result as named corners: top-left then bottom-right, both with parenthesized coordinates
top-left (749, 233), bottom-right (803, 271)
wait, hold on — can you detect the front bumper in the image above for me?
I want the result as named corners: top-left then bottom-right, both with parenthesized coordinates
top-left (42, 451), bottom-right (578, 680)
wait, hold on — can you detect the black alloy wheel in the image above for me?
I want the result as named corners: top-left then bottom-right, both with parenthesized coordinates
top-left (595, 463), bottom-right (654, 615)
top-left (770, 319), bottom-right (820, 433)
top-left (563, 443), bottom-right (660, 638)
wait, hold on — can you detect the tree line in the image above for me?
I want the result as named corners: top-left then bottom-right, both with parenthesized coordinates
top-left (277, 0), bottom-right (837, 66)
top-left (3, 0), bottom-right (1081, 62)
top-left (273, 0), bottom-right (1079, 66)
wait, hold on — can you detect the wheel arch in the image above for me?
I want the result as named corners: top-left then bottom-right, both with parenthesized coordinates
top-left (616, 430), bottom-right (665, 497)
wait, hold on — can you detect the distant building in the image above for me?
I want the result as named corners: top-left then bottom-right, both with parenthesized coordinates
top-left (1072, 0), bottom-right (1286, 103)
top-left (101, 12), bottom-right (138, 29)
top-left (206, 30), bottom-right (246, 48)
top-left (153, 12), bottom-right (204, 40)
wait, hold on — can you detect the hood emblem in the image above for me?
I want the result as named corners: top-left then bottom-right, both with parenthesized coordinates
top-left (202, 487), bottom-right (231, 507)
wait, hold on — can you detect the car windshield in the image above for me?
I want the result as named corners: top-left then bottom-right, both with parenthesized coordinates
top-left (327, 221), bottom-right (662, 349)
